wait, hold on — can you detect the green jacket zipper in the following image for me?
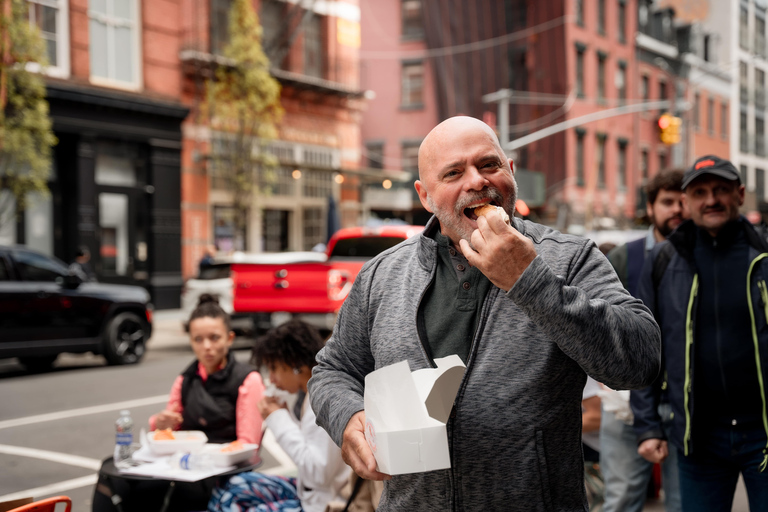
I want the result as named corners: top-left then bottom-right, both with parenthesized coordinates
top-left (748, 254), bottom-right (768, 472)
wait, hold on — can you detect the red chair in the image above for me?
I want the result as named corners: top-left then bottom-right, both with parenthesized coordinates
top-left (7, 496), bottom-right (71, 512)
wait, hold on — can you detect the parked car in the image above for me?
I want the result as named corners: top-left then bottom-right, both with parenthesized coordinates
top-left (181, 251), bottom-right (328, 335)
top-left (0, 245), bottom-right (153, 370)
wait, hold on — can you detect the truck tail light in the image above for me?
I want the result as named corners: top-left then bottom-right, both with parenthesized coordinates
top-left (145, 305), bottom-right (154, 325)
top-left (327, 269), bottom-right (352, 301)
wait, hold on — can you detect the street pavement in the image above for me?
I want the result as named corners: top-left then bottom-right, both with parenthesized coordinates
top-left (0, 310), bottom-right (752, 511)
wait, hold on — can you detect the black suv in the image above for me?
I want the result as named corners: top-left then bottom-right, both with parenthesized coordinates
top-left (0, 245), bottom-right (153, 370)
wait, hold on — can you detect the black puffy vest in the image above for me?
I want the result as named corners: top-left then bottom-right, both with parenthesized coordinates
top-left (179, 353), bottom-right (255, 443)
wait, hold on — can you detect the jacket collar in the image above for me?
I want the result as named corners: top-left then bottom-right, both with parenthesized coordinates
top-left (668, 216), bottom-right (768, 261)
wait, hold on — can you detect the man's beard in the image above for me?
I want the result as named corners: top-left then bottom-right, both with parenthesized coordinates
top-left (654, 215), bottom-right (682, 238)
top-left (427, 179), bottom-right (517, 246)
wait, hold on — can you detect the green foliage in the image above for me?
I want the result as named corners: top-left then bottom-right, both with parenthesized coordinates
top-left (207, 0), bottom-right (283, 242)
top-left (0, 0), bottom-right (57, 230)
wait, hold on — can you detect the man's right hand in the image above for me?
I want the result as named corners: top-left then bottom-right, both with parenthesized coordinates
top-left (637, 438), bottom-right (669, 464)
top-left (342, 411), bottom-right (391, 481)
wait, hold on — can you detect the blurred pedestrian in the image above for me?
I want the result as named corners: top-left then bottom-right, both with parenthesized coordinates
top-left (308, 116), bottom-right (660, 511)
top-left (208, 320), bottom-right (350, 512)
top-left (602, 169), bottom-right (685, 512)
top-left (69, 245), bottom-right (97, 281)
top-left (633, 155), bottom-right (768, 511)
top-left (199, 243), bottom-right (218, 275)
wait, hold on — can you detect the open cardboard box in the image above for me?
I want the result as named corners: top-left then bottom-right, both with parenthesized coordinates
top-left (364, 355), bottom-right (465, 475)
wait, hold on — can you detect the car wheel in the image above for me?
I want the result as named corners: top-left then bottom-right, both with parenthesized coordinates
top-left (102, 312), bottom-right (147, 365)
top-left (18, 355), bottom-right (58, 372)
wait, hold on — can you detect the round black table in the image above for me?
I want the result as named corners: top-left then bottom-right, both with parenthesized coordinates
top-left (98, 454), bottom-right (262, 512)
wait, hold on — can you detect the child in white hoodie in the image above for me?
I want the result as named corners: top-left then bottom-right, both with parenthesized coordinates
top-left (208, 320), bottom-right (350, 512)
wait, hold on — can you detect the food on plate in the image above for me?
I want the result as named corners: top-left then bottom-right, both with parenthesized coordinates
top-left (153, 428), bottom-right (176, 441)
top-left (220, 439), bottom-right (246, 452)
top-left (474, 204), bottom-right (511, 225)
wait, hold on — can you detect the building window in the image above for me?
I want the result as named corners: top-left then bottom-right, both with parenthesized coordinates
top-left (303, 13), bottom-right (324, 79)
top-left (694, 92), bottom-right (700, 131)
top-left (576, 129), bottom-right (585, 186)
top-left (741, 61), bottom-right (749, 104)
top-left (302, 169), bottom-right (334, 198)
top-left (214, 206), bottom-right (247, 252)
top-left (401, 141), bottom-right (421, 174)
top-left (210, 0), bottom-right (232, 55)
top-left (659, 151), bottom-right (667, 172)
top-left (366, 142), bottom-right (384, 169)
top-left (721, 103), bottom-right (728, 139)
top-left (741, 164), bottom-right (748, 185)
top-left (401, 0), bottom-right (424, 40)
top-left (576, 0), bottom-right (584, 27)
top-left (741, 111), bottom-right (750, 153)
top-left (617, 140), bottom-right (627, 190)
top-left (575, 46), bottom-right (585, 98)
top-left (596, 134), bottom-right (606, 189)
top-left (616, 63), bottom-right (626, 104)
top-left (758, 69), bottom-right (766, 109)
top-left (597, 0), bottom-right (605, 35)
top-left (28, 0), bottom-right (70, 76)
top-left (741, 5), bottom-right (750, 51)
top-left (618, 1), bottom-right (626, 43)
top-left (659, 80), bottom-right (667, 115)
top-left (262, 209), bottom-right (289, 252)
top-left (757, 13), bottom-right (767, 58)
top-left (88, 0), bottom-right (140, 88)
top-left (708, 98), bottom-right (715, 135)
top-left (597, 53), bottom-right (607, 102)
top-left (758, 168), bottom-right (766, 203)
top-left (641, 75), bottom-right (649, 101)
top-left (641, 149), bottom-right (649, 182)
top-left (260, 0), bottom-right (284, 67)
top-left (401, 61), bottom-right (424, 108)
top-left (302, 208), bottom-right (324, 250)
top-left (757, 116), bottom-right (766, 157)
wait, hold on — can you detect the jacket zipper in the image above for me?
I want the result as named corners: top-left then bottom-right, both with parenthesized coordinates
top-left (748, 255), bottom-right (768, 472)
top-left (683, 274), bottom-right (699, 456)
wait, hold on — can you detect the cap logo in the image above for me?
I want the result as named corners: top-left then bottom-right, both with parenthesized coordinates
top-left (695, 159), bottom-right (715, 170)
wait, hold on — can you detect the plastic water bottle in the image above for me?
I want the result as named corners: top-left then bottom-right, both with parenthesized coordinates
top-left (169, 451), bottom-right (214, 471)
top-left (114, 410), bottom-right (133, 469)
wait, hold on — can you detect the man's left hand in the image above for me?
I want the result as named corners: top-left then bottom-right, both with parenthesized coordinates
top-left (459, 210), bottom-right (536, 291)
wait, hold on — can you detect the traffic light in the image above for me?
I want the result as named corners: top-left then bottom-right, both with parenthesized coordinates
top-left (658, 113), bottom-right (682, 144)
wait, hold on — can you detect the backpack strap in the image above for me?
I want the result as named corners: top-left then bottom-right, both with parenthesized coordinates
top-left (625, 238), bottom-right (646, 297)
top-left (652, 242), bottom-right (676, 298)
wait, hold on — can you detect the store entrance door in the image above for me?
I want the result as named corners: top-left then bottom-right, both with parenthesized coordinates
top-left (96, 188), bottom-right (149, 286)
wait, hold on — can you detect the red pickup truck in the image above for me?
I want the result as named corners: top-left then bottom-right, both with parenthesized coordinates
top-left (232, 224), bottom-right (424, 333)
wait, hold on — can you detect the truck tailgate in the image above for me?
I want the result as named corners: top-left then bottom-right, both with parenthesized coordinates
top-left (232, 262), bottom-right (335, 314)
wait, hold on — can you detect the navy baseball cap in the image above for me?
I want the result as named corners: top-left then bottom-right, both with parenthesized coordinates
top-left (682, 155), bottom-right (742, 189)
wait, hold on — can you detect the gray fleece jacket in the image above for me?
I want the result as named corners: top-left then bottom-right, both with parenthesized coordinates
top-left (308, 217), bottom-right (660, 512)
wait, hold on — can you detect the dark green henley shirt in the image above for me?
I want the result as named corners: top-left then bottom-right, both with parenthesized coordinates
top-left (420, 229), bottom-right (493, 364)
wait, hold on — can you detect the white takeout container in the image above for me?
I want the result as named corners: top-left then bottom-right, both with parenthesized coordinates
top-left (203, 442), bottom-right (259, 466)
top-left (364, 355), bottom-right (465, 475)
top-left (146, 430), bottom-right (208, 455)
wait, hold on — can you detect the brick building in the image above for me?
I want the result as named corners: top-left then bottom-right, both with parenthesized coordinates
top-left (3, 0), bottom-right (190, 308)
top-left (3, 0), bottom-right (368, 308)
top-left (179, 0), bottom-right (366, 278)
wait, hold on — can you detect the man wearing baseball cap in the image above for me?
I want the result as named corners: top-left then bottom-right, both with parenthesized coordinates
top-left (631, 155), bottom-right (768, 511)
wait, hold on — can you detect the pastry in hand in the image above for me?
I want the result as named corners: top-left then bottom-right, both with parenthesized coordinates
top-left (474, 204), bottom-right (511, 225)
